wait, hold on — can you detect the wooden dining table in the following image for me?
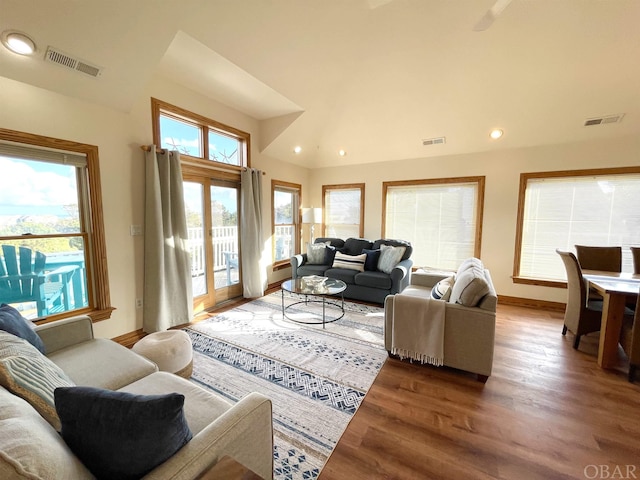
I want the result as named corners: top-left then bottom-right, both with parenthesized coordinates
top-left (582, 270), bottom-right (640, 368)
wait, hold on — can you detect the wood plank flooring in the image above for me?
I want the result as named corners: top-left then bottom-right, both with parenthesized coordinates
top-left (319, 304), bottom-right (640, 480)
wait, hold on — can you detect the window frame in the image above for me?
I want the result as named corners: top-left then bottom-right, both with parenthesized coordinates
top-left (322, 183), bottom-right (365, 239)
top-left (271, 180), bottom-right (301, 270)
top-left (0, 128), bottom-right (112, 323)
top-left (513, 166), bottom-right (640, 287)
top-left (151, 98), bottom-right (251, 171)
top-left (382, 176), bottom-right (485, 270)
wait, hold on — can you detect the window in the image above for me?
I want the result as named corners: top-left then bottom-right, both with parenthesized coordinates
top-left (152, 98), bottom-right (249, 169)
top-left (272, 181), bottom-right (301, 268)
top-left (322, 184), bottom-right (364, 238)
top-left (383, 177), bottom-right (485, 271)
top-left (0, 128), bottom-right (111, 322)
top-left (514, 168), bottom-right (640, 284)
top-left (152, 99), bottom-right (248, 309)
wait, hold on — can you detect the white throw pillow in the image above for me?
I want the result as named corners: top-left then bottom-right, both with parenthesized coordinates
top-left (332, 252), bottom-right (366, 272)
top-left (449, 267), bottom-right (490, 306)
top-left (377, 244), bottom-right (406, 274)
top-left (431, 276), bottom-right (454, 301)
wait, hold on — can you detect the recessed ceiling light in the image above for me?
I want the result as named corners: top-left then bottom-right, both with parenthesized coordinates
top-left (338, 149), bottom-right (347, 156)
top-left (490, 129), bottom-right (503, 139)
top-left (1, 30), bottom-right (36, 56)
top-left (293, 146), bottom-right (302, 154)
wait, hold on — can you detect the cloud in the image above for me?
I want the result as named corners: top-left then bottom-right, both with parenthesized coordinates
top-left (0, 157), bottom-right (77, 207)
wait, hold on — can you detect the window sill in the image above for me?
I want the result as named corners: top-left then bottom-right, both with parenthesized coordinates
top-left (512, 276), bottom-right (565, 288)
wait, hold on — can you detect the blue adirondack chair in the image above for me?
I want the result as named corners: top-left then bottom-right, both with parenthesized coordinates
top-left (0, 245), bottom-right (78, 317)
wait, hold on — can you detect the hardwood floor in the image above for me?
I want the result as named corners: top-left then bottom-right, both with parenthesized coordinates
top-left (319, 304), bottom-right (640, 480)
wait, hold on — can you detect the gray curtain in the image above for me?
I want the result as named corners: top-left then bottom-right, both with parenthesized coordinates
top-left (143, 148), bottom-right (193, 332)
top-left (240, 168), bottom-right (266, 298)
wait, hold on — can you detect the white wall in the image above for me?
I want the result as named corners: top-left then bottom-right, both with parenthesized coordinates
top-left (2, 71), bottom-right (638, 338)
top-left (306, 135), bottom-right (640, 304)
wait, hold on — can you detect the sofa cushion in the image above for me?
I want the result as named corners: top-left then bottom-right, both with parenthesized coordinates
top-left (0, 386), bottom-right (93, 479)
top-left (449, 267), bottom-right (490, 307)
top-left (0, 331), bottom-right (74, 431)
top-left (314, 237), bottom-right (345, 249)
top-left (342, 238), bottom-right (373, 255)
top-left (456, 257), bottom-right (483, 276)
top-left (332, 252), bottom-right (366, 272)
top-left (47, 338), bottom-right (158, 390)
top-left (431, 276), bottom-right (454, 301)
top-left (55, 386), bottom-right (192, 480)
top-left (354, 271), bottom-right (392, 290)
top-left (307, 242), bottom-right (329, 264)
top-left (0, 303), bottom-right (45, 354)
top-left (325, 268), bottom-right (358, 284)
top-left (363, 249), bottom-right (381, 271)
top-left (297, 264), bottom-right (330, 277)
top-left (377, 244), bottom-right (406, 274)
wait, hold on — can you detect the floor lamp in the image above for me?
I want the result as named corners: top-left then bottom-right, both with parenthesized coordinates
top-left (302, 207), bottom-right (323, 244)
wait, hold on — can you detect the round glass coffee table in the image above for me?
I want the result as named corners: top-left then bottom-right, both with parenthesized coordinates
top-left (281, 277), bottom-right (347, 328)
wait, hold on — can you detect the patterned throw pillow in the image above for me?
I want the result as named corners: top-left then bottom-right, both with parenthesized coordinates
top-left (377, 244), bottom-right (406, 274)
top-left (332, 252), bottom-right (366, 272)
top-left (307, 242), bottom-right (329, 264)
top-left (0, 331), bottom-right (75, 430)
top-left (431, 276), bottom-right (454, 301)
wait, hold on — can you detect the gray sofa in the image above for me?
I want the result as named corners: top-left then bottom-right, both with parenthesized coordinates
top-left (291, 237), bottom-right (413, 304)
top-left (384, 259), bottom-right (497, 381)
top-left (0, 315), bottom-right (274, 479)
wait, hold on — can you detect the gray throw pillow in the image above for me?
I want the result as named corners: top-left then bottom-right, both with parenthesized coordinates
top-left (307, 243), bottom-right (328, 264)
top-left (449, 267), bottom-right (490, 306)
top-left (377, 244), bottom-right (406, 274)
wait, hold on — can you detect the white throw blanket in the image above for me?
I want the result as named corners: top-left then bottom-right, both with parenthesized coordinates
top-left (391, 294), bottom-right (445, 366)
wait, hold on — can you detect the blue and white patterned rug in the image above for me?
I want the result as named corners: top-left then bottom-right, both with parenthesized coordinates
top-left (183, 291), bottom-right (387, 480)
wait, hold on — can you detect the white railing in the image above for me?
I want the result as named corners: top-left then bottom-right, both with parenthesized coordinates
top-left (188, 225), bottom-right (294, 275)
top-left (187, 226), bottom-right (237, 275)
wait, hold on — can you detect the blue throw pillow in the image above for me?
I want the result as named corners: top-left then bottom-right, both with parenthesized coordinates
top-left (0, 303), bottom-right (45, 353)
top-left (324, 245), bottom-right (338, 265)
top-left (55, 386), bottom-right (192, 480)
top-left (363, 249), bottom-right (381, 271)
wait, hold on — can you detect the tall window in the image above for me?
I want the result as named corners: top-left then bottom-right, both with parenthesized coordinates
top-left (0, 128), bottom-right (111, 322)
top-left (383, 177), bottom-right (485, 271)
top-left (272, 181), bottom-right (301, 268)
top-left (153, 99), bottom-right (248, 309)
top-left (323, 184), bottom-right (364, 238)
top-left (515, 167), bottom-right (640, 284)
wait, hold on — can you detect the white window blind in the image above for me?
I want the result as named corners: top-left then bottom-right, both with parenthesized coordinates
top-left (385, 181), bottom-right (480, 270)
top-left (325, 187), bottom-right (362, 238)
top-left (520, 173), bottom-right (640, 280)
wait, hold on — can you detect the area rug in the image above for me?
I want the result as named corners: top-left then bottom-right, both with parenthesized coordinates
top-left (183, 290), bottom-right (387, 480)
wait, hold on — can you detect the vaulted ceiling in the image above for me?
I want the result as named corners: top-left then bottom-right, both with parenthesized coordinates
top-left (1, 0), bottom-right (639, 168)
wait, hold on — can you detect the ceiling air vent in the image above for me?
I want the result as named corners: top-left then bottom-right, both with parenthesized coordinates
top-left (584, 114), bottom-right (624, 127)
top-left (44, 46), bottom-right (103, 78)
top-left (422, 136), bottom-right (446, 146)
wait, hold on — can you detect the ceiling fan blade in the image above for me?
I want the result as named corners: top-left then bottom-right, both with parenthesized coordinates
top-left (473, 0), bottom-right (514, 31)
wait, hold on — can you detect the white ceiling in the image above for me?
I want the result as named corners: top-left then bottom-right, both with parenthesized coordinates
top-left (1, 0), bottom-right (639, 168)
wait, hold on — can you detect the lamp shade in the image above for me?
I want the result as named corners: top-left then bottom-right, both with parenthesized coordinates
top-left (302, 207), bottom-right (322, 224)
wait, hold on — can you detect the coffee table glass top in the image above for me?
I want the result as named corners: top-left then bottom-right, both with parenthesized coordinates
top-left (282, 276), bottom-right (347, 296)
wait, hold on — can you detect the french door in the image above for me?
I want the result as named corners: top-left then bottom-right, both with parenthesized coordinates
top-left (183, 175), bottom-right (242, 312)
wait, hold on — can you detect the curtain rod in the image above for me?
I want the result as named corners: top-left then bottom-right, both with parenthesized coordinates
top-left (140, 145), bottom-right (265, 175)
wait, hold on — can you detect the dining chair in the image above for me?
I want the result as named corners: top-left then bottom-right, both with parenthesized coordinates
top-left (619, 294), bottom-right (640, 382)
top-left (556, 249), bottom-right (603, 349)
top-left (631, 247), bottom-right (640, 275)
top-left (574, 245), bottom-right (622, 272)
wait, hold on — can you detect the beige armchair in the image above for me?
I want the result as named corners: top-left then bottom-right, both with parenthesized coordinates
top-left (384, 263), bottom-right (497, 382)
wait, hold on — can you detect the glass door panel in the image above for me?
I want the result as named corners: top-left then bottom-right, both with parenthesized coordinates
top-left (183, 182), bottom-right (208, 299)
top-left (211, 185), bottom-right (239, 289)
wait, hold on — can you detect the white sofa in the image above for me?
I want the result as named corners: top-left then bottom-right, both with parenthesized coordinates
top-left (0, 315), bottom-right (274, 479)
top-left (384, 259), bottom-right (497, 381)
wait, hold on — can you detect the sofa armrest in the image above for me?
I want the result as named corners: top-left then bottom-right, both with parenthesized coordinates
top-left (410, 270), bottom-right (451, 288)
top-left (291, 254), bottom-right (307, 278)
top-left (144, 392), bottom-right (274, 480)
top-left (35, 315), bottom-right (94, 355)
top-left (389, 259), bottom-right (413, 294)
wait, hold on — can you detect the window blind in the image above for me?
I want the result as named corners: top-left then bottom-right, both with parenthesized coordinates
top-left (325, 188), bottom-right (361, 238)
